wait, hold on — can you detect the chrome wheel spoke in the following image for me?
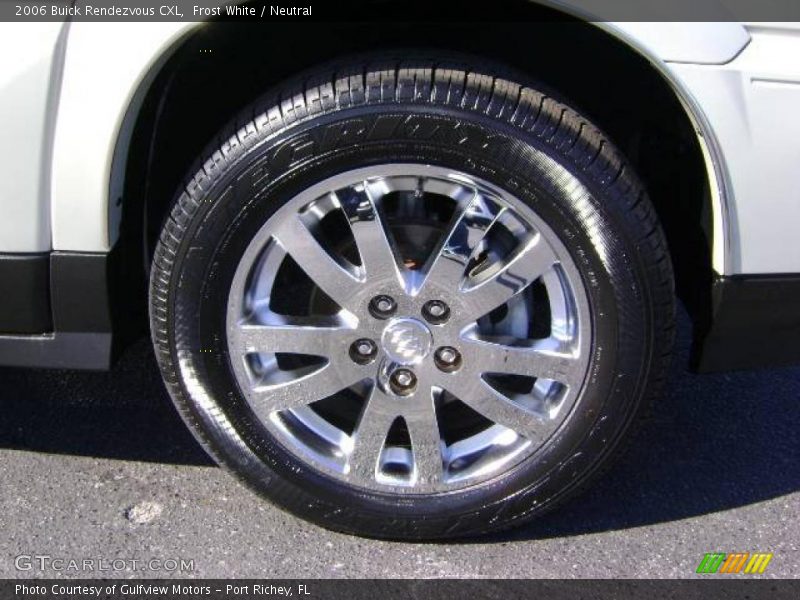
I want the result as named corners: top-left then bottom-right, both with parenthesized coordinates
top-left (337, 183), bottom-right (404, 289)
top-left (273, 214), bottom-right (361, 310)
top-left (404, 388), bottom-right (445, 485)
top-left (236, 320), bottom-right (354, 357)
top-left (463, 337), bottom-right (582, 388)
top-left (251, 362), bottom-right (363, 414)
top-left (445, 378), bottom-right (549, 443)
top-left (420, 191), bottom-right (503, 293)
top-left (460, 234), bottom-right (558, 323)
top-left (348, 388), bottom-right (399, 480)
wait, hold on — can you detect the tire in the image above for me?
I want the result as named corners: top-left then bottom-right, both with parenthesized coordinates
top-left (149, 55), bottom-right (675, 540)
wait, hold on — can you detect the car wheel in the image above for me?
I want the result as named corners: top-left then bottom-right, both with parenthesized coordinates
top-left (149, 56), bottom-right (675, 539)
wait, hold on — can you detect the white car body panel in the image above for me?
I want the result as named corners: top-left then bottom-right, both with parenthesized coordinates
top-left (667, 24), bottom-right (800, 273)
top-left (0, 22), bottom-right (65, 252)
top-left (1, 17), bottom-right (799, 276)
top-left (50, 21), bottom-right (191, 253)
top-left (598, 21), bottom-right (751, 64)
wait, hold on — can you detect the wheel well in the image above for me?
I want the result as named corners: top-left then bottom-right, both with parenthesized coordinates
top-left (116, 14), bottom-right (713, 346)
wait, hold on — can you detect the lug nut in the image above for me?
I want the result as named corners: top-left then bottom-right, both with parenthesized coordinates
top-left (349, 338), bottom-right (377, 364)
top-left (422, 300), bottom-right (450, 324)
top-left (389, 368), bottom-right (417, 396)
top-left (434, 346), bottom-right (462, 372)
top-left (369, 295), bottom-right (397, 319)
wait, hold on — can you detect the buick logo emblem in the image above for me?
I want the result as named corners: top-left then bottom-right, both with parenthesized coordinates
top-left (381, 318), bottom-right (433, 365)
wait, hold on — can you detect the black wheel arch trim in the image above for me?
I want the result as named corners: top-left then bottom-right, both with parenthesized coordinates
top-left (0, 246), bottom-right (145, 370)
top-left (691, 274), bottom-right (800, 372)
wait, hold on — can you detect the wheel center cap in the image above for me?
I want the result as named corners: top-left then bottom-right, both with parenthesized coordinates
top-left (381, 318), bottom-right (433, 365)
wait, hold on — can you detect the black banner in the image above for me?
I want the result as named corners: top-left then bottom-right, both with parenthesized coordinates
top-left (2, 580), bottom-right (800, 600)
top-left (4, 0), bottom-right (800, 23)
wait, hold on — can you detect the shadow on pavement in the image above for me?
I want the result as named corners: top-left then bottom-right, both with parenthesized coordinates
top-left (0, 310), bottom-right (798, 535)
top-left (0, 338), bottom-right (212, 467)
top-left (492, 311), bottom-right (800, 540)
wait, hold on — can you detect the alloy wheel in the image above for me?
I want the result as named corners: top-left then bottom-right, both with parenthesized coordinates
top-left (226, 164), bottom-right (591, 493)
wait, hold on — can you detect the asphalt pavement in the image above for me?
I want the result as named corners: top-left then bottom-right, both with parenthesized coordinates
top-left (1, 311), bottom-right (798, 579)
